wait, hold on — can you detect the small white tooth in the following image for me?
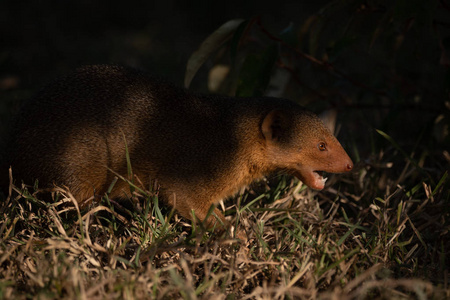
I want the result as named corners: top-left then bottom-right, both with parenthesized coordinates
top-left (322, 177), bottom-right (328, 184)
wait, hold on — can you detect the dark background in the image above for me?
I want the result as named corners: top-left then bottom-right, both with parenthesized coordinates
top-left (0, 1), bottom-right (328, 86)
top-left (1, 0), bottom-right (449, 184)
top-left (0, 0), bottom-right (328, 141)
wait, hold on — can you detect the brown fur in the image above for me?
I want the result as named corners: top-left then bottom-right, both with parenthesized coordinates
top-left (5, 65), bottom-right (353, 227)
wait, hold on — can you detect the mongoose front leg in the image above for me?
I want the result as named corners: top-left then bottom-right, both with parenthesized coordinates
top-left (192, 204), bottom-right (227, 230)
top-left (186, 200), bottom-right (228, 230)
top-left (167, 193), bottom-right (227, 229)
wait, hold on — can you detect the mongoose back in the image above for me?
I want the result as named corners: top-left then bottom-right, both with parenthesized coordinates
top-left (5, 65), bottom-right (353, 227)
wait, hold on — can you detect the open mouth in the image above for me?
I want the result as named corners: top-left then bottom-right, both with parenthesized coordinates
top-left (293, 169), bottom-right (328, 190)
top-left (313, 171), bottom-right (327, 189)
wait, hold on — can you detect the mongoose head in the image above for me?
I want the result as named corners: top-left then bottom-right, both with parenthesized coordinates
top-left (262, 108), bottom-right (353, 190)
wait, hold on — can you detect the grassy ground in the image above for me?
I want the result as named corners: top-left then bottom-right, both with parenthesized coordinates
top-left (0, 147), bottom-right (448, 299)
top-left (1, 3), bottom-right (449, 299)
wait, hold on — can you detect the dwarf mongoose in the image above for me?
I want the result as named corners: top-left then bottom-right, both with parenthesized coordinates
top-left (5, 65), bottom-right (353, 227)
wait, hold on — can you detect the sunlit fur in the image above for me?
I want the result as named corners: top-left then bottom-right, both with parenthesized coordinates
top-left (5, 65), bottom-right (353, 228)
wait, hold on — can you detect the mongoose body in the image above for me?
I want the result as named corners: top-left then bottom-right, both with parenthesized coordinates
top-left (5, 65), bottom-right (353, 226)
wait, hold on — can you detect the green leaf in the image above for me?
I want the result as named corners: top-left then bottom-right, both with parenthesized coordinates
top-left (317, 247), bottom-right (360, 277)
top-left (235, 44), bottom-right (278, 97)
top-left (433, 171), bottom-right (448, 196)
top-left (406, 182), bottom-right (422, 197)
top-left (230, 19), bottom-right (251, 65)
top-left (185, 19), bottom-right (245, 88)
top-left (337, 223), bottom-right (358, 246)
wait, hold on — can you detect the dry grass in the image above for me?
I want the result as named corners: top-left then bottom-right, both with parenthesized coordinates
top-left (0, 146), bottom-right (449, 300)
top-left (1, 2), bottom-right (449, 299)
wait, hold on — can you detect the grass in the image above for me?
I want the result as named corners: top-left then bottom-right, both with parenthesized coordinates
top-left (1, 3), bottom-right (449, 298)
top-left (0, 143), bottom-right (449, 299)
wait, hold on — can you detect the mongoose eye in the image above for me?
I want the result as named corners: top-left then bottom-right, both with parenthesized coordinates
top-left (317, 142), bottom-right (327, 151)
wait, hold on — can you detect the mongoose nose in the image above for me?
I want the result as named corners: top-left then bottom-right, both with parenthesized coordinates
top-left (345, 162), bottom-right (353, 171)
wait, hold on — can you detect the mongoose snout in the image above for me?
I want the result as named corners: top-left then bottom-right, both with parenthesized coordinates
top-left (5, 65), bottom-right (353, 228)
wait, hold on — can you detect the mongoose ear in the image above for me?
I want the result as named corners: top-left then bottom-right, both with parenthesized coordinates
top-left (261, 110), bottom-right (286, 142)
